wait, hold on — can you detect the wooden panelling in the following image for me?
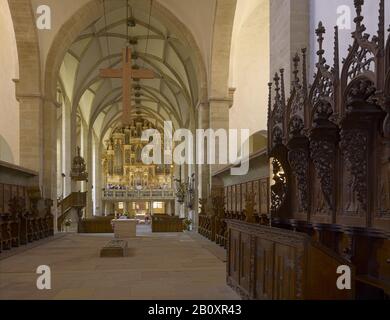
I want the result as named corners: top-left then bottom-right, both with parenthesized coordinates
top-left (226, 220), bottom-right (355, 300)
top-left (239, 232), bottom-right (251, 292)
top-left (229, 229), bottom-right (240, 283)
top-left (0, 184), bottom-right (4, 213)
top-left (224, 178), bottom-right (269, 216)
top-left (274, 243), bottom-right (296, 300)
top-left (79, 216), bottom-right (114, 233)
top-left (260, 179), bottom-right (269, 214)
top-left (241, 183), bottom-right (246, 211)
top-left (232, 185), bottom-right (236, 213)
top-left (3, 184), bottom-right (10, 213)
top-left (236, 184), bottom-right (241, 213)
top-left (151, 215), bottom-right (184, 232)
top-left (253, 180), bottom-right (260, 214)
top-left (0, 183), bottom-right (29, 215)
top-left (255, 238), bottom-right (274, 299)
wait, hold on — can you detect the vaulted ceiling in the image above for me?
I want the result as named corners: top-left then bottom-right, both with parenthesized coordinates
top-left (58, 0), bottom-right (202, 143)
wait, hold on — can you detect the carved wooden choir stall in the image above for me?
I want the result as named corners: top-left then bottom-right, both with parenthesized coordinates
top-left (198, 177), bottom-right (269, 249)
top-left (0, 183), bottom-right (54, 255)
top-left (264, 0), bottom-right (390, 299)
top-left (198, 0), bottom-right (390, 300)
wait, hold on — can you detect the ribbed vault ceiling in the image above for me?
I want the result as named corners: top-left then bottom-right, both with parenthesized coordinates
top-left (58, 0), bottom-right (201, 143)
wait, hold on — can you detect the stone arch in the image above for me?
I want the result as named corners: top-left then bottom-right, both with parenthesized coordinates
top-left (0, 135), bottom-right (15, 164)
top-left (43, 0), bottom-right (209, 216)
top-left (44, 1), bottom-right (209, 196)
top-left (209, 0), bottom-right (237, 99)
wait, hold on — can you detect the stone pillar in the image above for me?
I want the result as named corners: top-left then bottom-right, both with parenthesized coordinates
top-left (209, 98), bottom-right (231, 176)
top-left (70, 108), bottom-right (78, 193)
top-left (196, 103), bottom-right (210, 198)
top-left (85, 127), bottom-right (93, 218)
top-left (94, 141), bottom-right (103, 216)
top-left (174, 164), bottom-right (181, 217)
top-left (62, 102), bottom-right (72, 196)
top-left (164, 201), bottom-right (170, 215)
top-left (16, 95), bottom-right (42, 174)
top-left (270, 0), bottom-right (310, 93)
top-left (43, 101), bottom-right (59, 229)
top-left (80, 121), bottom-right (88, 192)
top-left (104, 201), bottom-right (111, 216)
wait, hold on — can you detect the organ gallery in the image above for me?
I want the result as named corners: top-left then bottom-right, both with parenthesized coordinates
top-left (102, 117), bottom-right (173, 190)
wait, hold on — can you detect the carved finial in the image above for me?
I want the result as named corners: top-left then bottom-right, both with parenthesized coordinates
top-left (353, 0), bottom-right (365, 34)
top-left (293, 53), bottom-right (300, 82)
top-left (268, 82), bottom-right (273, 120)
top-left (280, 69), bottom-right (286, 105)
top-left (316, 22), bottom-right (326, 64)
top-left (378, 0), bottom-right (385, 49)
top-left (274, 72), bottom-right (281, 100)
top-left (301, 48), bottom-right (307, 91)
top-left (333, 26), bottom-right (340, 75)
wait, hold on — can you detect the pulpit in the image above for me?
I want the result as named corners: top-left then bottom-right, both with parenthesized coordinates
top-left (112, 219), bottom-right (137, 238)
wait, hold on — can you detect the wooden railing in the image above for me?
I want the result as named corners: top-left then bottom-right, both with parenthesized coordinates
top-left (57, 192), bottom-right (87, 230)
top-left (102, 189), bottom-right (175, 201)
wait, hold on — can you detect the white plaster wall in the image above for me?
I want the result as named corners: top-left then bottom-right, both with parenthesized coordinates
top-left (0, 1), bottom-right (19, 164)
top-left (229, 0), bottom-right (270, 134)
top-left (309, 0), bottom-right (390, 76)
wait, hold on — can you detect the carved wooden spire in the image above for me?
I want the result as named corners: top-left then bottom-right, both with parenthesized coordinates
top-left (274, 72), bottom-right (281, 103)
top-left (268, 82), bottom-right (273, 121)
top-left (280, 69), bottom-right (286, 105)
top-left (316, 22), bottom-right (326, 65)
top-left (293, 53), bottom-right (300, 84)
top-left (378, 0), bottom-right (385, 50)
top-left (301, 48), bottom-right (307, 92)
top-left (353, 0), bottom-right (365, 35)
top-left (333, 26), bottom-right (340, 75)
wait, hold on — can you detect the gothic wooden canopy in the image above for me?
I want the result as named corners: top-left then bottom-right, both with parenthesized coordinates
top-left (268, 0), bottom-right (390, 232)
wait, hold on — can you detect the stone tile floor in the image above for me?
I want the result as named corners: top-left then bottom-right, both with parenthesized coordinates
top-left (0, 226), bottom-right (239, 300)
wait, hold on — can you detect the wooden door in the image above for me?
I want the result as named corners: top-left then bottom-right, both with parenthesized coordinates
top-left (273, 244), bottom-right (297, 300)
top-left (255, 238), bottom-right (274, 299)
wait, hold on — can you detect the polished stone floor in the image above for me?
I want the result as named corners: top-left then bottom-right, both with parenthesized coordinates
top-left (0, 226), bottom-right (238, 300)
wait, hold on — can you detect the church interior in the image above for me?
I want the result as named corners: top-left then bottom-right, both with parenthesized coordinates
top-left (0, 0), bottom-right (389, 301)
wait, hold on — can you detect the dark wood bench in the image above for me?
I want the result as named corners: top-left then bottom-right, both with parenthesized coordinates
top-left (151, 215), bottom-right (184, 232)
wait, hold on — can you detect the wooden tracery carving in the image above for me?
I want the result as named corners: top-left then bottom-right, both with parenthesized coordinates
top-left (270, 158), bottom-right (287, 213)
top-left (267, 0), bottom-right (389, 229)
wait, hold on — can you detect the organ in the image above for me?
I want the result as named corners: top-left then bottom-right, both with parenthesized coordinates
top-left (102, 117), bottom-right (173, 190)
